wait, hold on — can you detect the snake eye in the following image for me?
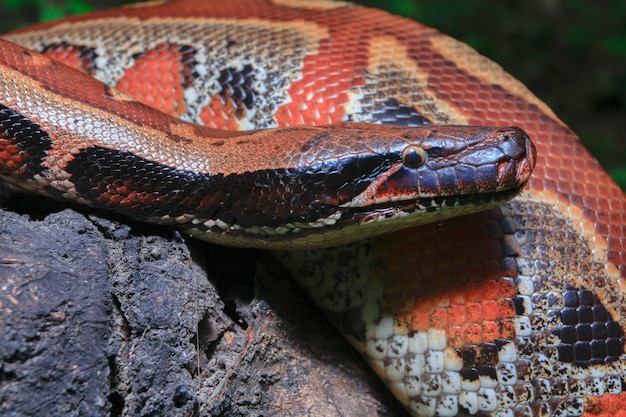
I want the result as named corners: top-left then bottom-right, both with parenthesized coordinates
top-left (402, 145), bottom-right (428, 168)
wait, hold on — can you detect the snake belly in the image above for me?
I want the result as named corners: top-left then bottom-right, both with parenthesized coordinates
top-left (1, 1), bottom-right (625, 417)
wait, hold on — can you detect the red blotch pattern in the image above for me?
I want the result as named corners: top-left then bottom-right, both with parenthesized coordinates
top-left (116, 44), bottom-right (187, 117)
top-left (376, 209), bottom-right (519, 349)
top-left (200, 95), bottom-right (241, 130)
top-left (275, 36), bottom-right (364, 126)
top-left (42, 43), bottom-right (94, 74)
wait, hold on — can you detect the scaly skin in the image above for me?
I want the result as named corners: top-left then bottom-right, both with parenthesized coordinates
top-left (1, 1), bottom-right (625, 416)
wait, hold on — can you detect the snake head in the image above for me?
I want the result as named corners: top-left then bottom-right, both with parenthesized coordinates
top-left (183, 123), bottom-right (536, 248)
top-left (262, 123), bottom-right (537, 248)
top-left (337, 124), bottom-right (536, 210)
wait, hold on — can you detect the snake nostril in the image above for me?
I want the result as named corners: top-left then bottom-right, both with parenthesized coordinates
top-left (498, 128), bottom-right (527, 158)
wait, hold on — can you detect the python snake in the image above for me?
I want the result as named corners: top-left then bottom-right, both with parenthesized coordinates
top-left (0, 1), bottom-right (624, 416)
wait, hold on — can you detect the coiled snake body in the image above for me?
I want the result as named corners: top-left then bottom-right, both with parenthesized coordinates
top-left (0, 1), bottom-right (624, 416)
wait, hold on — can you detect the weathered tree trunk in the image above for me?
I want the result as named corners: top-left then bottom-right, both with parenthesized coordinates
top-left (0, 194), bottom-right (407, 417)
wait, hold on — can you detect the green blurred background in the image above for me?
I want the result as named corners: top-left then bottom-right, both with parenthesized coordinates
top-left (1, 0), bottom-right (624, 189)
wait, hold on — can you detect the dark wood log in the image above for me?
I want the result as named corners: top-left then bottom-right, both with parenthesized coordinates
top-left (0, 194), bottom-right (407, 416)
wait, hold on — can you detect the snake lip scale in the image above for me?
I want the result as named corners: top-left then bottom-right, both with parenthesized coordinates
top-left (0, 1), bottom-right (624, 416)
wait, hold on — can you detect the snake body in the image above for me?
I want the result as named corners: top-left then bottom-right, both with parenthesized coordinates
top-left (0, 1), bottom-right (625, 416)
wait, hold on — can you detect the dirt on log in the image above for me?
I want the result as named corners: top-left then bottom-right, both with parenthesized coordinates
top-left (0, 193), bottom-right (407, 417)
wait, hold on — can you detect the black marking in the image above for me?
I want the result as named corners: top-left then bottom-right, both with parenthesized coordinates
top-left (554, 289), bottom-right (624, 365)
top-left (477, 364), bottom-right (497, 379)
top-left (371, 98), bottom-right (431, 127)
top-left (218, 64), bottom-right (257, 115)
top-left (459, 367), bottom-right (478, 381)
top-left (457, 342), bottom-right (504, 388)
top-left (0, 104), bottom-right (52, 178)
top-left (63, 146), bottom-right (394, 230)
top-left (179, 45), bottom-right (198, 89)
top-left (512, 295), bottom-right (525, 315)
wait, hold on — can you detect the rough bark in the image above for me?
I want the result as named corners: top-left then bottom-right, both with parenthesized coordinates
top-left (0, 193), bottom-right (407, 417)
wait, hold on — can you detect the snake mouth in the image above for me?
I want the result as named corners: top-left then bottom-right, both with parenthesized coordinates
top-left (197, 184), bottom-right (527, 250)
top-left (181, 182), bottom-right (527, 250)
top-left (343, 184), bottom-right (526, 226)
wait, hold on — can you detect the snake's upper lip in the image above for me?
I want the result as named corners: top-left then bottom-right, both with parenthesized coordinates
top-left (345, 183), bottom-right (526, 221)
